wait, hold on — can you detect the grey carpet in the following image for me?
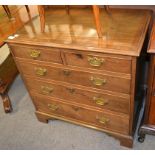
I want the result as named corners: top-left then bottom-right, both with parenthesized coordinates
top-left (0, 75), bottom-right (155, 150)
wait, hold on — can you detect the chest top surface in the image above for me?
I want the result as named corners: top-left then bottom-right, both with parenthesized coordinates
top-left (6, 8), bottom-right (151, 57)
top-left (148, 22), bottom-right (155, 53)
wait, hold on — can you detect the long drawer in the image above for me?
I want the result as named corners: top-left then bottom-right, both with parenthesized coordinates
top-left (16, 60), bottom-right (131, 94)
top-left (64, 49), bottom-right (131, 74)
top-left (25, 77), bottom-right (130, 114)
top-left (32, 94), bottom-right (129, 134)
top-left (10, 45), bottom-right (62, 64)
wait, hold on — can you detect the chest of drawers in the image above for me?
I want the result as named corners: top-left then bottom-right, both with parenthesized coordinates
top-left (6, 8), bottom-right (151, 148)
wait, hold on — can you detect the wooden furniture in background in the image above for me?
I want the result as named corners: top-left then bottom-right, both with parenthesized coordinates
top-left (92, 5), bottom-right (102, 38)
top-left (138, 22), bottom-right (155, 142)
top-left (6, 8), bottom-right (151, 148)
top-left (0, 5), bottom-right (38, 113)
top-left (0, 5), bottom-right (38, 46)
top-left (2, 5), bottom-right (30, 20)
top-left (0, 45), bottom-right (18, 113)
top-left (2, 5), bottom-right (12, 19)
top-left (38, 5), bottom-right (109, 38)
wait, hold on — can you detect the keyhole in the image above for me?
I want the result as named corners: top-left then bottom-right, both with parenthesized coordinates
top-left (75, 53), bottom-right (83, 59)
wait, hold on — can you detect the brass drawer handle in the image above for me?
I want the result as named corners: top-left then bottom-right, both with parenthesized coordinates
top-left (90, 76), bottom-right (106, 86)
top-left (63, 70), bottom-right (71, 76)
top-left (66, 87), bottom-right (75, 94)
top-left (88, 56), bottom-right (104, 67)
top-left (93, 97), bottom-right (108, 106)
top-left (30, 50), bottom-right (40, 59)
top-left (96, 116), bottom-right (109, 124)
top-left (41, 86), bottom-right (53, 95)
top-left (35, 67), bottom-right (47, 76)
top-left (47, 103), bottom-right (59, 111)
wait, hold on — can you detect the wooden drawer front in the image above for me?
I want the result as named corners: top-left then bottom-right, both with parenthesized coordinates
top-left (32, 95), bottom-right (129, 134)
top-left (25, 78), bottom-right (130, 114)
top-left (10, 45), bottom-right (62, 64)
top-left (64, 51), bottom-right (131, 74)
top-left (17, 61), bottom-right (131, 94)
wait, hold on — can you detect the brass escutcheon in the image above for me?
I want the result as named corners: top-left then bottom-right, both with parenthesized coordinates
top-left (72, 106), bottom-right (80, 111)
top-left (63, 70), bottom-right (71, 76)
top-left (66, 87), bottom-right (75, 94)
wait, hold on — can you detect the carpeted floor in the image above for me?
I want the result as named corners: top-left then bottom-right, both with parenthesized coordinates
top-left (0, 75), bottom-right (155, 150)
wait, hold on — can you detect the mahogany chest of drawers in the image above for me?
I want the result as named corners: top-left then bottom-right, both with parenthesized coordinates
top-left (6, 8), bottom-right (151, 148)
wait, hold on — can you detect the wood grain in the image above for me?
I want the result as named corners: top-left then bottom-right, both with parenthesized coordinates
top-left (64, 49), bottom-right (131, 74)
top-left (6, 8), bottom-right (152, 56)
top-left (24, 77), bottom-right (130, 114)
top-left (32, 93), bottom-right (129, 134)
top-left (15, 59), bottom-right (131, 94)
top-left (0, 5), bottom-right (38, 46)
top-left (10, 44), bottom-right (62, 64)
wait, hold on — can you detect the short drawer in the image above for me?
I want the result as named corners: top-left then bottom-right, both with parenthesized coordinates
top-left (32, 94), bottom-right (129, 134)
top-left (17, 61), bottom-right (131, 94)
top-left (10, 45), bottom-right (62, 64)
top-left (25, 77), bottom-right (130, 114)
top-left (64, 50), bottom-right (131, 74)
